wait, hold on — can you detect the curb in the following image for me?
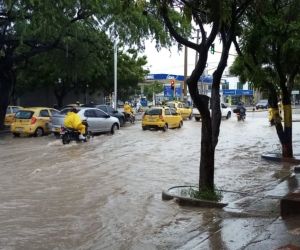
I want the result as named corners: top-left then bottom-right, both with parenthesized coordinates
top-left (261, 152), bottom-right (300, 164)
top-left (162, 186), bottom-right (228, 208)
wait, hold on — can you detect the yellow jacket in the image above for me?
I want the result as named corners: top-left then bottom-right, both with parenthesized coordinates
top-left (124, 104), bottom-right (133, 114)
top-left (64, 112), bottom-right (82, 129)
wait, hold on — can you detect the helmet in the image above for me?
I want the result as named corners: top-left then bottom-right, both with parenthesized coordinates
top-left (71, 107), bottom-right (79, 113)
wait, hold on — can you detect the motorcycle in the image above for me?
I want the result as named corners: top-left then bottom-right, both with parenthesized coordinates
top-left (60, 120), bottom-right (90, 144)
top-left (233, 108), bottom-right (246, 121)
top-left (236, 112), bottom-right (246, 121)
top-left (124, 112), bottom-right (135, 124)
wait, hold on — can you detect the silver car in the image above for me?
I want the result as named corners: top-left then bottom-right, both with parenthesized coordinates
top-left (49, 107), bottom-right (120, 136)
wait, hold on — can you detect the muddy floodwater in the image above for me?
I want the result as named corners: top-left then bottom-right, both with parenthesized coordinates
top-left (0, 111), bottom-right (300, 249)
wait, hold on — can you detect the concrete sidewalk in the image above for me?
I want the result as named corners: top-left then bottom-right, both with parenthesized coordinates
top-left (199, 172), bottom-right (300, 249)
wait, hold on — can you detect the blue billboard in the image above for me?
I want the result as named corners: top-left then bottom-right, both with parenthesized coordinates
top-left (223, 89), bottom-right (253, 96)
top-left (146, 74), bottom-right (213, 84)
top-left (164, 86), bottom-right (182, 97)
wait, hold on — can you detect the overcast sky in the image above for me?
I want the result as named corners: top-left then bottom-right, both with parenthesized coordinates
top-left (142, 39), bottom-right (237, 76)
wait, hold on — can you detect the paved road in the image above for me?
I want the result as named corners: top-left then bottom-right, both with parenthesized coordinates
top-left (0, 111), bottom-right (300, 249)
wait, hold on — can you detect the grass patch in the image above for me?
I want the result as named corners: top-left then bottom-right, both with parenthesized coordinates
top-left (181, 186), bottom-right (223, 202)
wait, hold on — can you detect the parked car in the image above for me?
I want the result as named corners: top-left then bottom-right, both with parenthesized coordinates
top-left (256, 99), bottom-right (269, 110)
top-left (220, 103), bottom-right (232, 119)
top-left (142, 106), bottom-right (183, 131)
top-left (81, 104), bottom-right (125, 126)
top-left (5, 106), bottom-right (23, 126)
top-left (11, 107), bottom-right (60, 137)
top-left (192, 107), bottom-right (201, 121)
top-left (192, 103), bottom-right (232, 121)
top-left (165, 101), bottom-right (192, 120)
top-left (49, 107), bottom-right (120, 136)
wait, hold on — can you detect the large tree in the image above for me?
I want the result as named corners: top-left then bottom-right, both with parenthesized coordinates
top-left (230, 0), bottom-right (300, 158)
top-left (0, 0), bottom-right (99, 128)
top-left (15, 32), bottom-right (148, 107)
top-left (15, 23), bottom-right (113, 107)
top-left (150, 0), bottom-right (250, 190)
top-left (0, 0), bottom-right (173, 129)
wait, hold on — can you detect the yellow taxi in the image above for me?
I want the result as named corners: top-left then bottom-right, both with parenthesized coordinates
top-left (142, 106), bottom-right (183, 131)
top-left (5, 106), bottom-right (23, 126)
top-left (166, 101), bottom-right (192, 120)
top-left (11, 107), bottom-right (60, 137)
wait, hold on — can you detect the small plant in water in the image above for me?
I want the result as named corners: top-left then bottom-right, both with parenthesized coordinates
top-left (181, 186), bottom-right (223, 202)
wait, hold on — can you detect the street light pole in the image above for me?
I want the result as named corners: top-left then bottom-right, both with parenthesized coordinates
top-left (114, 40), bottom-right (118, 109)
top-left (183, 46), bottom-right (188, 102)
top-left (85, 84), bottom-right (89, 104)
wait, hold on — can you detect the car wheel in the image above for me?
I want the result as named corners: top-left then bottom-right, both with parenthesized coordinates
top-left (142, 126), bottom-right (147, 131)
top-left (35, 127), bottom-right (44, 137)
top-left (162, 123), bottom-right (168, 132)
top-left (195, 117), bottom-right (200, 122)
top-left (13, 132), bottom-right (20, 137)
top-left (226, 112), bottom-right (231, 119)
top-left (119, 117), bottom-right (125, 126)
top-left (111, 123), bottom-right (119, 134)
top-left (178, 121), bottom-right (183, 128)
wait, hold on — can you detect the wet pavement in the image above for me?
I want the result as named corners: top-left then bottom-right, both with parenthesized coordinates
top-left (0, 110), bottom-right (300, 249)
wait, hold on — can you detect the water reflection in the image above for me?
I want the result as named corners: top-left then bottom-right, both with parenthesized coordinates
top-left (0, 112), bottom-right (299, 249)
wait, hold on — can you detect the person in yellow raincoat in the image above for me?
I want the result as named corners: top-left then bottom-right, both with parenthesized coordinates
top-left (124, 101), bottom-right (133, 114)
top-left (64, 108), bottom-right (86, 139)
top-left (123, 101), bottom-right (134, 121)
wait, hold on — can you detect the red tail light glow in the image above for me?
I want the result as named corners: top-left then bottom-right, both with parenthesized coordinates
top-left (31, 116), bottom-right (37, 124)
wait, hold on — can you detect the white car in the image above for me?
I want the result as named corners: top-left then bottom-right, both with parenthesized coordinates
top-left (193, 103), bottom-right (232, 121)
top-left (192, 107), bottom-right (201, 121)
top-left (50, 107), bottom-right (120, 136)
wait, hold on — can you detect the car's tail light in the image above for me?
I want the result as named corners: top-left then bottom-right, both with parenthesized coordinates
top-left (31, 116), bottom-right (37, 124)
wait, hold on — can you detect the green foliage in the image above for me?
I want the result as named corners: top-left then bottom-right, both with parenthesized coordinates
top-left (142, 82), bottom-right (163, 101)
top-left (230, 0), bottom-right (300, 93)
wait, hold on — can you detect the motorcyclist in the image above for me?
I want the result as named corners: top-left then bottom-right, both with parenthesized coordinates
top-left (236, 102), bottom-right (246, 117)
top-left (64, 107), bottom-right (86, 140)
top-left (123, 101), bottom-right (134, 121)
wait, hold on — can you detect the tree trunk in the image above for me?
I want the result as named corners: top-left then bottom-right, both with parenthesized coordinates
top-left (199, 115), bottom-right (214, 190)
top-left (281, 102), bottom-right (293, 158)
top-left (0, 66), bottom-right (14, 130)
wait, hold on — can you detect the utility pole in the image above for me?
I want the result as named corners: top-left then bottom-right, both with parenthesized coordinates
top-left (113, 40), bottom-right (117, 109)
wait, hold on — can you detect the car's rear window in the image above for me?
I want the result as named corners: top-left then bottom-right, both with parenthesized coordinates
top-left (145, 109), bottom-right (162, 115)
top-left (59, 108), bottom-right (80, 115)
top-left (6, 107), bottom-right (12, 114)
top-left (15, 111), bottom-right (34, 119)
top-left (166, 103), bottom-right (175, 108)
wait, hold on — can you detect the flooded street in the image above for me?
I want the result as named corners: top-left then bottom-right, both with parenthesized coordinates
top-left (0, 111), bottom-right (300, 250)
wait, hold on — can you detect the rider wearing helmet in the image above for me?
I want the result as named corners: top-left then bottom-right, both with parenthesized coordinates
top-left (236, 102), bottom-right (246, 116)
top-left (124, 101), bottom-right (133, 114)
top-left (123, 101), bottom-right (134, 120)
top-left (64, 107), bottom-right (86, 140)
